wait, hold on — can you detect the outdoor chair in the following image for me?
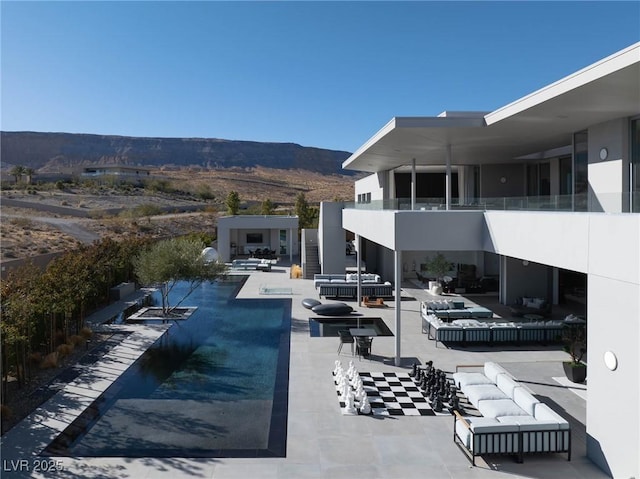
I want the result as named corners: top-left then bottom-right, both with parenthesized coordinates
top-left (355, 337), bottom-right (373, 360)
top-left (338, 330), bottom-right (354, 356)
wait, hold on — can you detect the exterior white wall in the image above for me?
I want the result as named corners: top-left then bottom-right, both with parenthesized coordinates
top-left (588, 118), bottom-right (630, 212)
top-left (584, 214), bottom-right (640, 478)
top-left (483, 211), bottom-right (591, 273)
top-left (354, 172), bottom-right (386, 201)
top-left (394, 211), bottom-right (486, 251)
top-left (343, 208), bottom-right (397, 250)
top-left (318, 202), bottom-right (346, 274)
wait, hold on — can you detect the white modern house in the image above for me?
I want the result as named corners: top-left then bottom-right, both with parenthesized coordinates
top-left (321, 43), bottom-right (639, 478)
top-left (216, 215), bottom-right (299, 263)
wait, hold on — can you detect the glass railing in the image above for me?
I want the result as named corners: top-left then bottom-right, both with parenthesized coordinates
top-left (344, 192), bottom-right (640, 213)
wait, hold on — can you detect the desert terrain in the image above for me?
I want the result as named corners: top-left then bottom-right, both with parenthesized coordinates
top-left (0, 166), bottom-right (355, 261)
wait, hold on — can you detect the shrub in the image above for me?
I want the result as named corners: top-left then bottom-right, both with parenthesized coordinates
top-left (56, 343), bottom-right (74, 358)
top-left (291, 264), bottom-right (303, 279)
top-left (40, 352), bottom-right (59, 369)
top-left (69, 335), bottom-right (85, 347)
top-left (80, 327), bottom-right (93, 339)
top-left (9, 217), bottom-right (33, 228)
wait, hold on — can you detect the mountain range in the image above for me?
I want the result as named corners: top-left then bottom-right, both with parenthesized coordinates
top-left (0, 131), bottom-right (354, 176)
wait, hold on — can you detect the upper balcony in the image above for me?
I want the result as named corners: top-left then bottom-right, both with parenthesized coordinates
top-left (345, 192), bottom-right (639, 213)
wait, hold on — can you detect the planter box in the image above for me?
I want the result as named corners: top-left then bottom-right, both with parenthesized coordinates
top-left (563, 362), bottom-right (587, 383)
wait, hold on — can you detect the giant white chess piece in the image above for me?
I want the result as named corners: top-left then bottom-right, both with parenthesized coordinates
top-left (333, 360), bottom-right (343, 377)
top-left (340, 377), bottom-right (350, 402)
top-left (346, 362), bottom-right (356, 379)
top-left (359, 395), bottom-right (372, 415)
top-left (355, 383), bottom-right (366, 403)
top-left (343, 389), bottom-right (358, 415)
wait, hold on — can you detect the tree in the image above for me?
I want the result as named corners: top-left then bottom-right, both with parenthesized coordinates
top-left (9, 165), bottom-right (25, 184)
top-left (225, 191), bottom-right (240, 215)
top-left (133, 238), bottom-right (227, 316)
top-left (261, 198), bottom-right (275, 215)
top-left (423, 252), bottom-right (453, 282)
top-left (24, 167), bottom-right (35, 185)
top-left (294, 192), bottom-right (318, 229)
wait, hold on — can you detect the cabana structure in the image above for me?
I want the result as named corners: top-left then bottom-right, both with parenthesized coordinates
top-left (216, 215), bottom-right (299, 263)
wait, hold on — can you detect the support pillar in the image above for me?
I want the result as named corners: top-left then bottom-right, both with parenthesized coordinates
top-left (394, 249), bottom-right (402, 366)
top-left (289, 228), bottom-right (294, 263)
top-left (446, 145), bottom-right (452, 210)
top-left (411, 158), bottom-right (416, 210)
top-left (356, 234), bottom-right (362, 307)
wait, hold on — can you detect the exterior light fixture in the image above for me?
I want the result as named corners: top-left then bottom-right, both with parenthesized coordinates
top-left (599, 148), bottom-right (608, 160)
top-left (604, 351), bottom-right (618, 371)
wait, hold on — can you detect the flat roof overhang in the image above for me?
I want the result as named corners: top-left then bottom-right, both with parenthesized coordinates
top-left (343, 43), bottom-right (640, 173)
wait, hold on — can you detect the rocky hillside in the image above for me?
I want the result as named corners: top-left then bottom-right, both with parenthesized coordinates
top-left (0, 131), bottom-right (353, 175)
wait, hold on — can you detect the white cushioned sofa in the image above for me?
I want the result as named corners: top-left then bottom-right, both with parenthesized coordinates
top-left (453, 362), bottom-right (571, 465)
top-left (314, 273), bottom-right (393, 299)
top-left (313, 273), bottom-right (381, 288)
top-left (421, 304), bottom-right (564, 347)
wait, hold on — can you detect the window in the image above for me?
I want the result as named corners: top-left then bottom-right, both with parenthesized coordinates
top-left (573, 131), bottom-right (588, 211)
top-left (246, 233), bottom-right (263, 244)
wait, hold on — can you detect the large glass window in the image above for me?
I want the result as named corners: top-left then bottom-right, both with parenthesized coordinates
top-left (573, 131), bottom-right (589, 211)
top-left (526, 163), bottom-right (551, 196)
top-left (559, 156), bottom-right (572, 195)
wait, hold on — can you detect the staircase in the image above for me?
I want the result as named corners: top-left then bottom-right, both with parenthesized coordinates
top-left (304, 243), bottom-right (321, 279)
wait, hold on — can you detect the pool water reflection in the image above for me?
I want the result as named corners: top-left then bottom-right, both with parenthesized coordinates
top-left (45, 276), bottom-right (291, 458)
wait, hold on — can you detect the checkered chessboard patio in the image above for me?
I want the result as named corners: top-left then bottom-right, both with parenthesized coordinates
top-left (334, 371), bottom-right (466, 416)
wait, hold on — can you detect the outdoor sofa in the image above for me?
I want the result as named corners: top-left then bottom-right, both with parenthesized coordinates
top-left (421, 304), bottom-right (564, 347)
top-left (453, 361), bottom-right (571, 465)
top-left (231, 258), bottom-right (272, 271)
top-left (314, 273), bottom-right (393, 299)
top-left (313, 273), bottom-right (381, 288)
top-left (422, 300), bottom-right (494, 320)
top-left (509, 297), bottom-right (552, 318)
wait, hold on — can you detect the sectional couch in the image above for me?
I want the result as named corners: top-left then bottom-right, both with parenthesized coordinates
top-left (453, 362), bottom-right (571, 465)
top-left (314, 273), bottom-right (393, 299)
top-left (423, 300), bottom-right (494, 320)
top-left (313, 273), bottom-right (381, 288)
top-left (421, 304), bottom-right (564, 347)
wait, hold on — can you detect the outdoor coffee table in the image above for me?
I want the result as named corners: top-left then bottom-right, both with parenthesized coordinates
top-left (349, 328), bottom-right (377, 338)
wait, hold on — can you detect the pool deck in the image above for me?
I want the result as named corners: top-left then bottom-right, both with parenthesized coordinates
top-left (0, 261), bottom-right (606, 479)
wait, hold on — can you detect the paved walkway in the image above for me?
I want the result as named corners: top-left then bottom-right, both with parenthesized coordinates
top-left (0, 263), bottom-right (607, 479)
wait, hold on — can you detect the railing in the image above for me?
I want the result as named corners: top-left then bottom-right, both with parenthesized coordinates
top-left (345, 192), bottom-right (640, 213)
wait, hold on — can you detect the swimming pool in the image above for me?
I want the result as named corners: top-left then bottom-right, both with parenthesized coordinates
top-left (45, 276), bottom-right (291, 458)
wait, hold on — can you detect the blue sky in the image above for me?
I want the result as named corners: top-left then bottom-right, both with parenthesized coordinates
top-left (2, 1), bottom-right (639, 153)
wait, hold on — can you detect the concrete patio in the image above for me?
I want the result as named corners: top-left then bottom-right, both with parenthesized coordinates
top-left (0, 260), bottom-right (606, 479)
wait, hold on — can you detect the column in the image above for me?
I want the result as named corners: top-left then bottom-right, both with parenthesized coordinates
top-left (394, 249), bottom-right (402, 366)
top-left (289, 228), bottom-right (293, 263)
top-left (356, 234), bottom-right (362, 307)
top-left (446, 144), bottom-right (452, 210)
top-left (411, 158), bottom-right (416, 210)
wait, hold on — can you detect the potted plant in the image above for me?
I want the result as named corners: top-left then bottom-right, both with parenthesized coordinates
top-left (423, 253), bottom-right (453, 294)
top-left (561, 319), bottom-right (587, 383)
